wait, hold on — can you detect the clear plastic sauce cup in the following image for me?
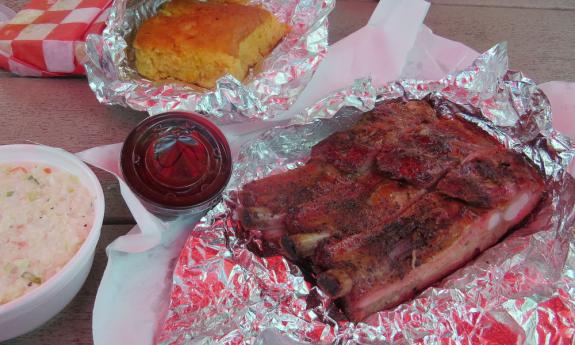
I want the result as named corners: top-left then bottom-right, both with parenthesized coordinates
top-left (121, 112), bottom-right (232, 219)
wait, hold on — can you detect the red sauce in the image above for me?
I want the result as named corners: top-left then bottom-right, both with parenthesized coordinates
top-left (121, 112), bottom-right (232, 218)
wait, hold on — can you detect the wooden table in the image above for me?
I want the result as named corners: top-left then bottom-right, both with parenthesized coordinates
top-left (1, 1), bottom-right (574, 344)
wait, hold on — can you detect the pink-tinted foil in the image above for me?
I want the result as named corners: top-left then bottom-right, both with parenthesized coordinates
top-left (84, 0), bottom-right (333, 123)
top-left (158, 43), bottom-right (575, 344)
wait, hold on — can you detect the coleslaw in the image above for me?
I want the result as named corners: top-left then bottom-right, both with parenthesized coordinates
top-left (0, 163), bottom-right (95, 304)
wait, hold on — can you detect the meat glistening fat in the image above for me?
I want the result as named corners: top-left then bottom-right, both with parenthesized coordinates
top-left (237, 100), bottom-right (545, 322)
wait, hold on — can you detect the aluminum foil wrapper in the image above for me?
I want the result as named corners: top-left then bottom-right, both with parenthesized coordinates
top-left (84, 0), bottom-right (333, 122)
top-left (158, 43), bottom-right (575, 344)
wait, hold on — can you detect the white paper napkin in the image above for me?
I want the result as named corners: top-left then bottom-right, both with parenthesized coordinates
top-left (401, 25), bottom-right (479, 80)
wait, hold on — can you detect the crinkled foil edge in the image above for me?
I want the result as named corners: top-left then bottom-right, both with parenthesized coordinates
top-left (158, 43), bottom-right (575, 345)
top-left (84, 0), bottom-right (333, 123)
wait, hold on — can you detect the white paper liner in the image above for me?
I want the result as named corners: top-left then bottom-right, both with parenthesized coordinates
top-left (83, 1), bottom-right (575, 344)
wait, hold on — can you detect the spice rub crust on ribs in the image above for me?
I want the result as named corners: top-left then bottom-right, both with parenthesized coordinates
top-left (237, 99), bottom-right (545, 322)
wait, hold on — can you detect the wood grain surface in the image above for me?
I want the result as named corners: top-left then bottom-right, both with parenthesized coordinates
top-left (0, 78), bottom-right (145, 223)
top-left (1, 0), bottom-right (574, 344)
top-left (431, 0), bottom-right (575, 10)
top-left (425, 4), bottom-right (575, 82)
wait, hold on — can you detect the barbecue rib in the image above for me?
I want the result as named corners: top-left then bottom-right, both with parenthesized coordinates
top-left (285, 178), bottom-right (424, 262)
top-left (309, 100), bottom-right (437, 173)
top-left (237, 99), bottom-right (545, 322)
top-left (238, 162), bottom-right (344, 241)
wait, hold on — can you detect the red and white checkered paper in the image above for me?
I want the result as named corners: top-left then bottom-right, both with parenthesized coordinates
top-left (0, 0), bottom-right (111, 76)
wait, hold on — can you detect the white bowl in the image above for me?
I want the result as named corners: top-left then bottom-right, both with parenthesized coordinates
top-left (0, 144), bottom-right (105, 342)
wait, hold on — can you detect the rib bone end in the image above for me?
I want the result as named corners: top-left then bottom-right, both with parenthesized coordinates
top-left (317, 269), bottom-right (353, 298)
top-left (281, 232), bottom-right (330, 260)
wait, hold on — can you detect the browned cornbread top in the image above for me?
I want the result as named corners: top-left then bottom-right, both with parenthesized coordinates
top-left (133, 0), bottom-right (275, 58)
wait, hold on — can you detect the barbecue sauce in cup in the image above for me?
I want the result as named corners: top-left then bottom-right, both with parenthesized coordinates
top-left (121, 112), bottom-right (232, 219)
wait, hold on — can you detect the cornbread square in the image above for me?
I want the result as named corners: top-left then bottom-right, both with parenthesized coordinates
top-left (133, 0), bottom-right (288, 88)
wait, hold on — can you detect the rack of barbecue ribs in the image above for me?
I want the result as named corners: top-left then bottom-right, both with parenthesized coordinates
top-left (237, 99), bottom-right (545, 322)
